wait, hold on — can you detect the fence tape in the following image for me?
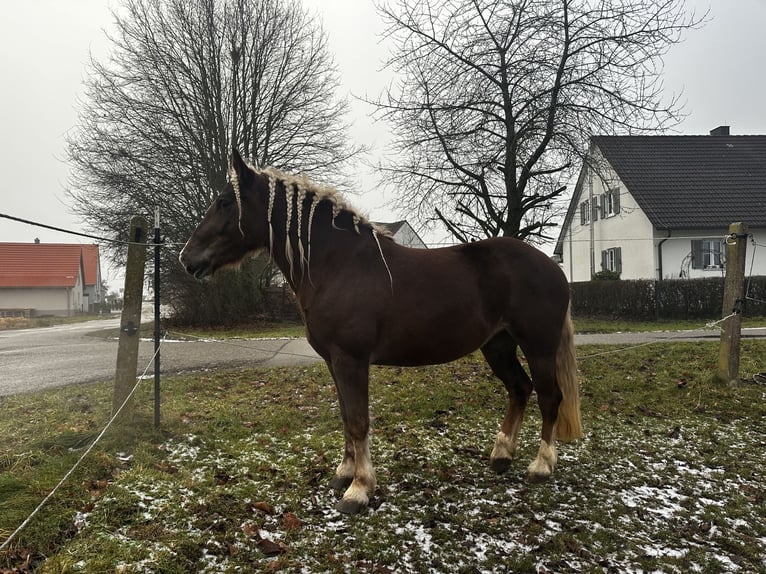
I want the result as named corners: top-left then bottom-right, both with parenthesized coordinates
top-left (0, 337), bottom-right (165, 553)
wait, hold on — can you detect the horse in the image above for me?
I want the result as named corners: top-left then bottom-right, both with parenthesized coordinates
top-left (179, 150), bottom-right (582, 514)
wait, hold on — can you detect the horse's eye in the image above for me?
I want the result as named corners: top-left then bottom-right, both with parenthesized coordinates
top-left (217, 196), bottom-right (233, 209)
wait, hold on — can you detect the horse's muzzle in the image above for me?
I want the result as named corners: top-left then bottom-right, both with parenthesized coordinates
top-left (179, 251), bottom-right (211, 280)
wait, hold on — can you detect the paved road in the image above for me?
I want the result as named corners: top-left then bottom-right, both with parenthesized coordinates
top-left (1, 318), bottom-right (764, 397)
top-left (0, 317), bottom-right (320, 397)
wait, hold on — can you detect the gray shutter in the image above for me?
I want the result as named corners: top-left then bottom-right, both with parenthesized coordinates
top-left (600, 250), bottom-right (607, 271)
top-left (615, 247), bottom-right (622, 273)
top-left (592, 196), bottom-right (599, 221)
top-left (612, 189), bottom-right (620, 214)
top-left (600, 194), bottom-right (607, 218)
top-left (580, 202), bottom-right (586, 225)
top-left (691, 240), bottom-right (703, 269)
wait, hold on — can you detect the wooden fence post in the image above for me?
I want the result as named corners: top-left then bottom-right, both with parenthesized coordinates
top-left (716, 222), bottom-right (748, 385)
top-left (113, 216), bottom-right (149, 421)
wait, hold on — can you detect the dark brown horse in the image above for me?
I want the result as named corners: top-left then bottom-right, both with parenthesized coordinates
top-left (180, 150), bottom-right (582, 514)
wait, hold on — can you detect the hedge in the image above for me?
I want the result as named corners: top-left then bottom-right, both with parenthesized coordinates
top-left (570, 276), bottom-right (766, 320)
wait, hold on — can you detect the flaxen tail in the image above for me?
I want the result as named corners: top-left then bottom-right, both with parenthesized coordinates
top-left (556, 303), bottom-right (582, 441)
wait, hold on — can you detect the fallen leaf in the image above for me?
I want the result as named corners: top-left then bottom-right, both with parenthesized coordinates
top-left (253, 501), bottom-right (276, 514)
top-left (242, 522), bottom-right (260, 538)
top-left (282, 512), bottom-right (302, 531)
top-left (257, 538), bottom-right (287, 556)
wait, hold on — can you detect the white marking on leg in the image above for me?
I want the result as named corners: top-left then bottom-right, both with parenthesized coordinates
top-left (335, 456), bottom-right (355, 481)
top-left (342, 435), bottom-right (376, 505)
top-left (490, 430), bottom-right (517, 461)
top-left (527, 439), bottom-right (558, 478)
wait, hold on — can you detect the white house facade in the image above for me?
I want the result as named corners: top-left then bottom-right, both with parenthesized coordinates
top-left (556, 128), bottom-right (766, 282)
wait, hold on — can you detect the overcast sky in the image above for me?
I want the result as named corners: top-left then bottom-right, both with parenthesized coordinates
top-left (1, 0), bottom-right (765, 286)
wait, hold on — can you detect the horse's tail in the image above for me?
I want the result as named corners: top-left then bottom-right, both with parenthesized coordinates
top-left (556, 302), bottom-right (583, 441)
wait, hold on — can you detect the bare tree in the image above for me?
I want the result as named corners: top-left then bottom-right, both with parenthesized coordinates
top-left (66, 0), bottom-right (361, 258)
top-left (66, 0), bottom-right (361, 322)
top-left (373, 0), bottom-right (704, 244)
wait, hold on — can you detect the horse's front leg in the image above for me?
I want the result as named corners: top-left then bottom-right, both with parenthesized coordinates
top-left (327, 363), bottom-right (355, 491)
top-left (328, 353), bottom-right (375, 514)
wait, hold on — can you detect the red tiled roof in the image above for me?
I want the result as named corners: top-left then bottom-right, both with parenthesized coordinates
top-left (80, 244), bottom-right (100, 286)
top-left (0, 243), bottom-right (100, 288)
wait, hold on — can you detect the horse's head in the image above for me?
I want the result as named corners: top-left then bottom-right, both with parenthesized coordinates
top-left (179, 150), bottom-right (268, 279)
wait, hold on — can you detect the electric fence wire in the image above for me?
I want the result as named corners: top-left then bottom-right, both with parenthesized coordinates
top-left (0, 335), bottom-right (167, 553)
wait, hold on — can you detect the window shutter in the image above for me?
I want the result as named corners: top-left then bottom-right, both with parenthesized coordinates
top-left (592, 196), bottom-right (599, 221)
top-left (615, 247), bottom-right (622, 274)
top-left (580, 202), bottom-right (586, 225)
top-left (600, 194), bottom-right (607, 218)
top-left (612, 189), bottom-right (620, 214)
top-left (600, 250), bottom-right (607, 271)
top-left (691, 240), bottom-right (703, 269)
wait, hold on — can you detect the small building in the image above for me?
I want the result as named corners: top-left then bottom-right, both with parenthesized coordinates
top-left (554, 127), bottom-right (766, 281)
top-left (0, 242), bottom-right (103, 317)
top-left (374, 221), bottom-right (427, 248)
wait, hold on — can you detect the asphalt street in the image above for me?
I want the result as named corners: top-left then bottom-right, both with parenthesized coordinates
top-left (1, 316), bottom-right (764, 397)
top-left (0, 317), bottom-right (320, 397)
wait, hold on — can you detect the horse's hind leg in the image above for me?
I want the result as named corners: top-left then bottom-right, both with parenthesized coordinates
top-left (481, 331), bottom-right (533, 474)
top-left (526, 354), bottom-right (562, 482)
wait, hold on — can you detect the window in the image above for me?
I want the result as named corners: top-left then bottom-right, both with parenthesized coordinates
top-left (579, 200), bottom-right (590, 225)
top-left (600, 188), bottom-right (621, 218)
top-left (691, 239), bottom-right (725, 269)
top-left (600, 247), bottom-right (622, 273)
top-left (580, 196), bottom-right (605, 225)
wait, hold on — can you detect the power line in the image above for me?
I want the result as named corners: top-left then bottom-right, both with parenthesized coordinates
top-left (0, 212), bottom-right (121, 244)
top-left (0, 212), bottom-right (164, 248)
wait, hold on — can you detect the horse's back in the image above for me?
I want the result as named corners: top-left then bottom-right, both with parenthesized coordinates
top-left (363, 237), bottom-right (569, 365)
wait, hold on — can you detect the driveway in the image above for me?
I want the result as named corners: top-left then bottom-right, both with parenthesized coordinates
top-left (1, 318), bottom-right (763, 397)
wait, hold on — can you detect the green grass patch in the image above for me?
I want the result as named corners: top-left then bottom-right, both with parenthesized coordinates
top-left (1, 341), bottom-right (765, 572)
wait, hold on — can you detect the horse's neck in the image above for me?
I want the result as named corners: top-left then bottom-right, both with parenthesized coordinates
top-left (260, 173), bottom-right (393, 295)
top-left (264, 182), bottom-right (344, 289)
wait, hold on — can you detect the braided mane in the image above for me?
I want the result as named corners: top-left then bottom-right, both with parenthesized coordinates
top-left (229, 163), bottom-right (393, 288)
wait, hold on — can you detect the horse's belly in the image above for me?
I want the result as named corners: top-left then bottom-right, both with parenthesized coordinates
top-left (370, 320), bottom-right (496, 367)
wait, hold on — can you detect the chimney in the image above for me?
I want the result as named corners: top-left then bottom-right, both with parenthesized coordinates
top-left (710, 125), bottom-right (730, 136)
top-left (34, 237), bottom-right (40, 244)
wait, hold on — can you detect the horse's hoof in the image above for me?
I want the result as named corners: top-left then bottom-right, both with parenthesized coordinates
top-left (527, 470), bottom-right (551, 484)
top-left (329, 475), bottom-right (353, 492)
top-left (490, 457), bottom-right (511, 474)
top-left (335, 497), bottom-right (367, 515)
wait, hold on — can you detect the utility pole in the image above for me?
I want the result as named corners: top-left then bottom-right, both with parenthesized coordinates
top-left (716, 222), bottom-right (748, 385)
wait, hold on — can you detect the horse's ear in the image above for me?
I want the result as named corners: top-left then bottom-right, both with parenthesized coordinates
top-left (230, 149), bottom-right (254, 188)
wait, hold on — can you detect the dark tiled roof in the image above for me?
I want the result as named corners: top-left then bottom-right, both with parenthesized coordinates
top-left (593, 135), bottom-right (766, 229)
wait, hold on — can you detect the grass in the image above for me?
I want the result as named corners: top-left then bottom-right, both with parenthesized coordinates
top-left (1, 338), bottom-right (765, 573)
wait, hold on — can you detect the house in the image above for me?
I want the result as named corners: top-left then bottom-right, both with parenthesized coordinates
top-left (0, 242), bottom-right (103, 317)
top-left (373, 220), bottom-right (428, 248)
top-left (554, 127), bottom-right (766, 282)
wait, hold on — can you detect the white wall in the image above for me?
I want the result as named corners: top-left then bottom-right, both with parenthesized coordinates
top-left (656, 228), bottom-right (766, 279)
top-left (560, 159), bottom-right (655, 281)
top-left (0, 272), bottom-right (85, 316)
